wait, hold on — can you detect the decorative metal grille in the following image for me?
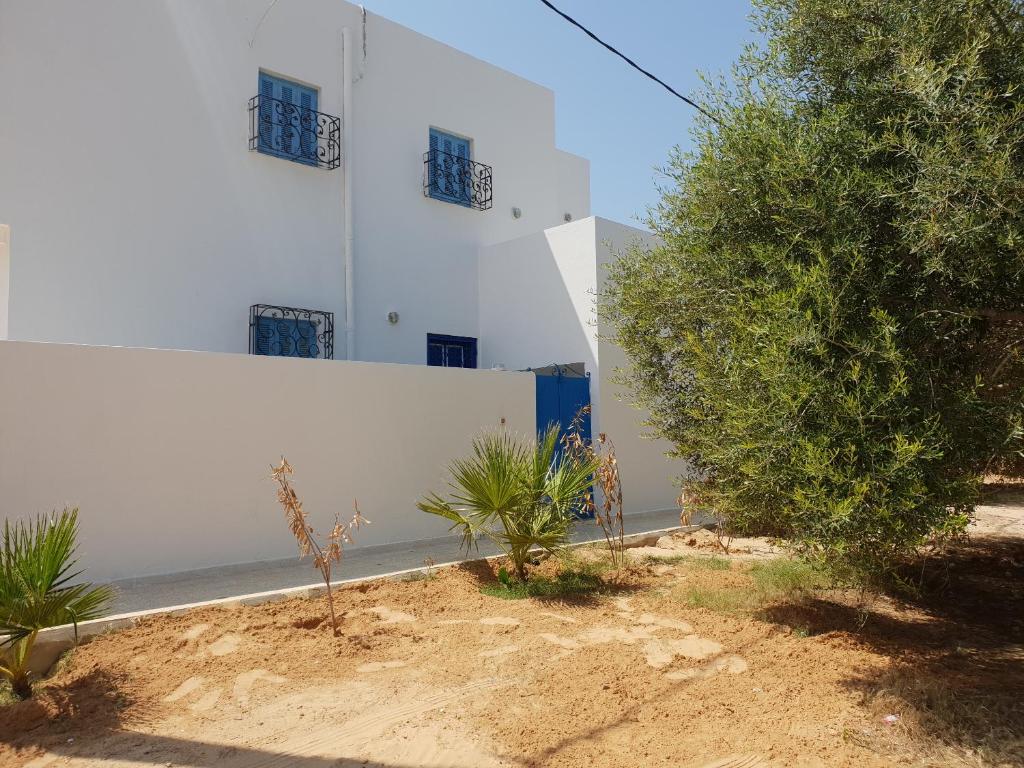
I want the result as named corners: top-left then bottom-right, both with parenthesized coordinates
top-left (248, 95), bottom-right (341, 170)
top-left (249, 305), bottom-right (334, 360)
top-left (423, 148), bottom-right (493, 210)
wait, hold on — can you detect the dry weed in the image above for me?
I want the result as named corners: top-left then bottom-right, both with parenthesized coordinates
top-left (562, 407), bottom-right (626, 567)
top-left (271, 457), bottom-right (369, 634)
top-left (860, 665), bottom-right (1024, 767)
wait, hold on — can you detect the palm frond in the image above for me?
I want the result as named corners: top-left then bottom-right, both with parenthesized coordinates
top-left (0, 509), bottom-right (112, 641)
top-left (419, 425), bottom-right (594, 580)
top-left (1, 508), bottom-right (112, 696)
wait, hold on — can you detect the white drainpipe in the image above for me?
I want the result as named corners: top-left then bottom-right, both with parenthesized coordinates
top-left (342, 26), bottom-right (356, 360)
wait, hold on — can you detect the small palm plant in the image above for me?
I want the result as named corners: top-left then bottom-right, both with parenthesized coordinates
top-left (418, 426), bottom-right (598, 582)
top-left (0, 508), bottom-right (113, 699)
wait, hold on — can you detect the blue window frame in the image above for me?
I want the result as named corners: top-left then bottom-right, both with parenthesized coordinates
top-left (257, 72), bottom-right (319, 167)
top-left (254, 316), bottom-right (321, 358)
top-left (427, 334), bottom-right (477, 368)
top-left (428, 128), bottom-right (472, 206)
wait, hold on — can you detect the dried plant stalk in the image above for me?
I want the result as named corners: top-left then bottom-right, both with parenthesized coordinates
top-left (271, 458), bottom-right (369, 634)
top-left (562, 407), bottom-right (626, 568)
top-left (593, 433), bottom-right (625, 567)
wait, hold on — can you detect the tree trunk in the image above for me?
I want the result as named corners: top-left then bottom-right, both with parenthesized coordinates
top-left (11, 671), bottom-right (32, 700)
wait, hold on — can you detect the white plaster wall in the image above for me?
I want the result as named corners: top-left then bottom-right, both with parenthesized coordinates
top-left (554, 150), bottom-right (591, 228)
top-left (0, 0), bottom-right (590, 363)
top-left (478, 217), bottom-right (598, 374)
top-left (479, 217), bottom-right (685, 515)
top-left (0, 225), bottom-right (8, 340)
top-left (0, 340), bottom-right (534, 582)
top-left (594, 217), bottom-right (684, 515)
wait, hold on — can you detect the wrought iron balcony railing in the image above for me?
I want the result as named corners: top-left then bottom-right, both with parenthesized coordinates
top-left (423, 148), bottom-right (493, 211)
top-left (249, 304), bottom-right (334, 359)
top-left (248, 94), bottom-right (341, 170)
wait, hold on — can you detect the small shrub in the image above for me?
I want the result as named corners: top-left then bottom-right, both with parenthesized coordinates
top-left (0, 508), bottom-right (113, 699)
top-left (404, 557), bottom-right (437, 583)
top-left (418, 426), bottom-right (598, 581)
top-left (271, 458), bottom-right (368, 635)
top-left (563, 413), bottom-right (627, 568)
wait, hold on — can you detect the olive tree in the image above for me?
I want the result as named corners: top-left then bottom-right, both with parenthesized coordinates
top-left (602, 0), bottom-right (1024, 585)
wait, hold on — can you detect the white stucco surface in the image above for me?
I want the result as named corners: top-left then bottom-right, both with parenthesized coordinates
top-left (0, 225), bottom-right (8, 340)
top-left (0, 340), bottom-right (535, 582)
top-left (480, 216), bottom-right (685, 515)
top-left (0, 0), bottom-right (589, 362)
top-left (478, 217), bottom-right (600, 375)
top-left (592, 217), bottom-right (684, 516)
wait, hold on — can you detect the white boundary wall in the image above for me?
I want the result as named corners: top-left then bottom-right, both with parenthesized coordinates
top-left (0, 341), bottom-right (534, 582)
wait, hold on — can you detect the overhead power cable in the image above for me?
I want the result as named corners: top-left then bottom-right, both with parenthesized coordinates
top-left (537, 0), bottom-right (719, 124)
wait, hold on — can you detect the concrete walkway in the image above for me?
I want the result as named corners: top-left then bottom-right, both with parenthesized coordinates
top-left (108, 508), bottom-right (683, 615)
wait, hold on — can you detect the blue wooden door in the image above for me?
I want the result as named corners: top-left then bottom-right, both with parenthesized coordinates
top-left (535, 366), bottom-right (593, 517)
top-left (534, 367), bottom-right (592, 445)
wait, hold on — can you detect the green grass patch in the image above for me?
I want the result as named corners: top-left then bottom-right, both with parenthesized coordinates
top-left (678, 557), bottom-right (828, 613)
top-left (681, 585), bottom-right (755, 612)
top-left (641, 553), bottom-right (690, 565)
top-left (481, 567), bottom-right (603, 600)
top-left (749, 558), bottom-right (827, 597)
top-left (555, 549), bottom-right (619, 576)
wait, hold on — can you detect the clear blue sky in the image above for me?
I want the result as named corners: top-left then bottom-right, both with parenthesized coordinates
top-left (360, 0), bottom-right (756, 226)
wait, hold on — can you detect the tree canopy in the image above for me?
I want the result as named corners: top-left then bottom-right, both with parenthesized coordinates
top-left (602, 0), bottom-right (1024, 585)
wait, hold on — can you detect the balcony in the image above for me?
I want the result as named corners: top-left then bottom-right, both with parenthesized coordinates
top-left (423, 148), bottom-right (493, 210)
top-left (248, 95), bottom-right (341, 170)
top-left (249, 304), bottom-right (334, 359)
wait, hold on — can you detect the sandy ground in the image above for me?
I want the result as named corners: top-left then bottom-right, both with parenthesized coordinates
top-left (2, 493), bottom-right (1022, 768)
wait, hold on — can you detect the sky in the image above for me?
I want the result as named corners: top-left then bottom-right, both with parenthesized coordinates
top-left (359, 0), bottom-right (756, 227)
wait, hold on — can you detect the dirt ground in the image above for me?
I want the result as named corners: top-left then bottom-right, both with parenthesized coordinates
top-left (2, 490), bottom-right (1022, 768)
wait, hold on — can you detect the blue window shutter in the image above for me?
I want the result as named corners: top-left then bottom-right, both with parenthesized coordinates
top-left (299, 90), bottom-right (316, 165)
top-left (279, 83), bottom-right (295, 156)
top-left (255, 316), bottom-right (319, 358)
top-left (255, 315), bottom-right (276, 354)
top-left (451, 134), bottom-right (470, 205)
top-left (429, 129), bottom-right (471, 206)
top-left (259, 73), bottom-right (276, 154)
top-left (429, 130), bottom-right (441, 197)
top-left (446, 343), bottom-right (464, 368)
top-left (258, 73), bottom-right (319, 167)
top-left (426, 334), bottom-right (476, 368)
top-left (427, 340), bottom-right (444, 366)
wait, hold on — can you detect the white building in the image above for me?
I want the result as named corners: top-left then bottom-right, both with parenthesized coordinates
top-left (0, 0), bottom-right (682, 578)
